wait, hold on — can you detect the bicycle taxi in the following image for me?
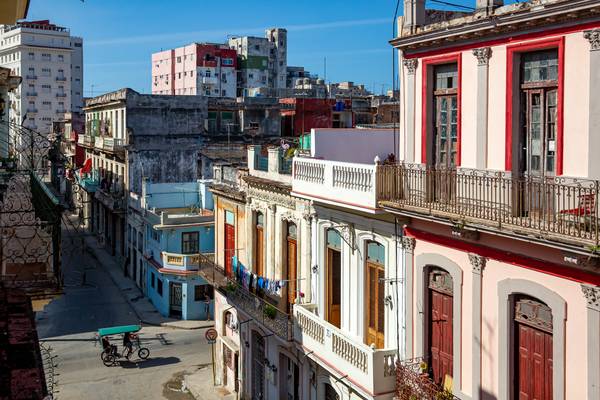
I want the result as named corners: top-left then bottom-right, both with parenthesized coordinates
top-left (96, 324), bottom-right (150, 366)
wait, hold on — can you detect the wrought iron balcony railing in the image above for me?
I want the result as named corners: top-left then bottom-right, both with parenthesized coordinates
top-left (395, 357), bottom-right (460, 400)
top-left (377, 164), bottom-right (600, 246)
top-left (197, 253), bottom-right (292, 340)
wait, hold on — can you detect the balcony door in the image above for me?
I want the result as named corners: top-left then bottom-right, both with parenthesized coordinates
top-left (224, 211), bottom-right (235, 277)
top-left (251, 331), bottom-right (265, 399)
top-left (285, 222), bottom-right (298, 310)
top-left (255, 212), bottom-right (265, 277)
top-left (365, 241), bottom-right (385, 349)
top-left (514, 296), bottom-right (553, 400)
top-left (326, 229), bottom-right (341, 328)
top-left (428, 268), bottom-right (453, 386)
top-left (431, 64), bottom-right (458, 204)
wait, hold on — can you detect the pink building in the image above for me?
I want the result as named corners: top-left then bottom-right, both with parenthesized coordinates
top-left (152, 43), bottom-right (237, 97)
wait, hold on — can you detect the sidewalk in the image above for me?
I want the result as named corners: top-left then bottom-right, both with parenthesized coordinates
top-left (83, 235), bottom-right (214, 330)
top-left (184, 365), bottom-right (236, 400)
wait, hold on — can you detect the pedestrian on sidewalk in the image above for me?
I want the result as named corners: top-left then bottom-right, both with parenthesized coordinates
top-left (204, 294), bottom-right (211, 321)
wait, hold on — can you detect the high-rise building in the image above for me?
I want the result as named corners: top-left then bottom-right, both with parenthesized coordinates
top-left (0, 20), bottom-right (83, 136)
top-left (151, 43), bottom-right (237, 97)
top-left (228, 28), bottom-right (287, 96)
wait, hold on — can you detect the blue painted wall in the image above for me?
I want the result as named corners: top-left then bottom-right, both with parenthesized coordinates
top-left (144, 180), bottom-right (214, 210)
top-left (146, 267), bottom-right (214, 320)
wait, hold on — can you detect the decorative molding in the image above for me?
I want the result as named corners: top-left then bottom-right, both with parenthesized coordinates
top-left (584, 29), bottom-right (600, 51)
top-left (267, 203), bottom-right (277, 213)
top-left (469, 253), bottom-right (487, 274)
top-left (472, 47), bottom-right (492, 65)
top-left (246, 186), bottom-right (296, 209)
top-left (302, 211), bottom-right (316, 222)
top-left (401, 236), bottom-right (416, 252)
top-left (403, 58), bottom-right (418, 74)
top-left (582, 284), bottom-right (600, 311)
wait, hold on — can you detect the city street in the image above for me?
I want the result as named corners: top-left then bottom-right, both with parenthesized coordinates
top-left (35, 226), bottom-right (213, 400)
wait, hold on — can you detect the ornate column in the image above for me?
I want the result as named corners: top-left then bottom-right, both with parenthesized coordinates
top-left (469, 253), bottom-right (487, 400)
top-left (472, 48), bottom-right (492, 169)
top-left (403, 58), bottom-right (419, 163)
top-left (301, 211), bottom-right (315, 303)
top-left (401, 236), bottom-right (416, 358)
top-left (267, 203), bottom-right (277, 278)
top-left (582, 284), bottom-right (600, 399)
top-left (584, 30), bottom-right (600, 179)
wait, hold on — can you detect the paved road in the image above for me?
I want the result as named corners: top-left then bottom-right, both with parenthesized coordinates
top-left (36, 226), bottom-right (212, 400)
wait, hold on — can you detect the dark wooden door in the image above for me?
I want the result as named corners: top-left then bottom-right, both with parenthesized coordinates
top-left (434, 95), bottom-right (458, 169)
top-left (287, 237), bottom-right (297, 307)
top-left (224, 223), bottom-right (235, 277)
top-left (516, 322), bottom-right (553, 399)
top-left (327, 248), bottom-right (341, 328)
top-left (366, 261), bottom-right (385, 349)
top-left (429, 289), bottom-right (453, 386)
top-left (169, 282), bottom-right (182, 317)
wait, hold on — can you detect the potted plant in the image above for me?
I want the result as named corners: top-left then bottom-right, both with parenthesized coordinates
top-left (263, 304), bottom-right (277, 319)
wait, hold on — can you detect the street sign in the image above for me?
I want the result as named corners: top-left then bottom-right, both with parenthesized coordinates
top-left (205, 328), bottom-right (218, 344)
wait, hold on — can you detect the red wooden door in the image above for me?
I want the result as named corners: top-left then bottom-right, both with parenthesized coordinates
top-left (516, 323), bottom-right (553, 400)
top-left (430, 289), bottom-right (453, 386)
top-left (224, 223), bottom-right (235, 277)
top-left (287, 238), bottom-right (297, 306)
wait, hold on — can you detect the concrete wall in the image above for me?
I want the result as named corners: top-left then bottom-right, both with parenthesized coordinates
top-left (311, 128), bottom-right (396, 164)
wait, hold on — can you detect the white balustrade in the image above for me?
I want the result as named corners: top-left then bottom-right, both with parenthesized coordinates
top-left (293, 304), bottom-right (396, 394)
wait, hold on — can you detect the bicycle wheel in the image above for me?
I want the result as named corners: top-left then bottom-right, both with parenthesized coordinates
top-left (138, 347), bottom-right (150, 359)
top-left (100, 350), bottom-right (110, 362)
top-left (102, 354), bottom-right (116, 367)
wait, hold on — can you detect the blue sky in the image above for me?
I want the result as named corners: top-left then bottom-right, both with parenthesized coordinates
top-left (26, 0), bottom-right (519, 97)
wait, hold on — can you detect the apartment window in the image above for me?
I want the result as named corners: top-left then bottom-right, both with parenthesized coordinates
top-left (74, 42), bottom-right (82, 47)
top-left (431, 63), bottom-right (458, 169)
top-left (205, 70), bottom-right (211, 77)
top-left (58, 55), bottom-right (64, 62)
top-left (41, 68), bottom-right (51, 77)
top-left (150, 229), bottom-right (161, 242)
top-left (58, 69), bottom-right (64, 76)
top-left (28, 67), bottom-right (34, 74)
top-left (157, 278), bottom-right (163, 296)
top-left (194, 285), bottom-right (214, 301)
top-left (222, 90), bottom-right (226, 96)
top-left (254, 44), bottom-right (259, 50)
top-left (28, 52), bottom-right (34, 60)
top-left (222, 58), bottom-right (233, 66)
top-left (42, 101), bottom-right (51, 110)
top-left (177, 56), bottom-right (181, 63)
top-left (41, 53), bottom-right (51, 61)
top-left (182, 232), bottom-right (199, 254)
top-left (205, 90), bottom-right (210, 96)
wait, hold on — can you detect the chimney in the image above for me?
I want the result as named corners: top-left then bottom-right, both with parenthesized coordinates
top-left (476, 0), bottom-right (503, 13)
top-left (403, 0), bottom-right (426, 30)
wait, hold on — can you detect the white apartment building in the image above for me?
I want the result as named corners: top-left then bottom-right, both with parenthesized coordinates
top-left (0, 20), bottom-right (83, 138)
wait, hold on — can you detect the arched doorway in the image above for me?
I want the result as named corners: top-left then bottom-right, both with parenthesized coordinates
top-left (514, 295), bottom-right (553, 399)
top-left (365, 241), bottom-right (385, 349)
top-left (427, 267), bottom-right (453, 386)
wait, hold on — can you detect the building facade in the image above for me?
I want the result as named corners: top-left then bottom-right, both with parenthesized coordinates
top-left (0, 20), bottom-right (83, 136)
top-left (378, 1), bottom-right (600, 399)
top-left (152, 43), bottom-right (237, 97)
top-left (142, 180), bottom-right (215, 320)
top-left (228, 28), bottom-right (287, 96)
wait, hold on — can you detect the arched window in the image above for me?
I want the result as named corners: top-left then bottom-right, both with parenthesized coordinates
top-left (365, 241), bottom-right (385, 348)
top-left (325, 229), bottom-right (341, 328)
top-left (427, 267), bottom-right (453, 386)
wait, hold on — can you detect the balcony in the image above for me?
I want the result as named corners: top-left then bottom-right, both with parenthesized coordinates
top-left (376, 164), bottom-right (600, 246)
top-left (76, 170), bottom-right (99, 192)
top-left (292, 156), bottom-right (379, 213)
top-left (202, 76), bottom-right (218, 85)
top-left (26, 108), bottom-right (38, 114)
top-left (77, 134), bottom-right (95, 148)
top-left (95, 187), bottom-right (126, 211)
top-left (55, 76), bottom-right (67, 82)
top-left (294, 304), bottom-right (397, 395)
top-left (197, 254), bottom-right (292, 341)
top-left (161, 252), bottom-right (200, 271)
top-left (94, 136), bottom-right (125, 155)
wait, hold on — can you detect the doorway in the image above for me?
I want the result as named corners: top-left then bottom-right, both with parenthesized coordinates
top-left (365, 241), bottom-right (385, 349)
top-left (251, 331), bottom-right (265, 399)
top-left (169, 282), bottom-right (183, 318)
top-left (326, 229), bottom-right (341, 328)
top-left (428, 267), bottom-right (453, 386)
top-left (224, 211), bottom-right (235, 277)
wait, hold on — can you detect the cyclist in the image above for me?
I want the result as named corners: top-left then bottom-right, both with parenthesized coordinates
top-left (123, 332), bottom-right (134, 358)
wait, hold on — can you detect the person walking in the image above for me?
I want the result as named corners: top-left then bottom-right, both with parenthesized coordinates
top-left (204, 293), bottom-right (211, 321)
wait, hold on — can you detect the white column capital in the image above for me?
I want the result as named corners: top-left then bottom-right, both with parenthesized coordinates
top-left (472, 47), bottom-right (492, 66)
top-left (582, 284), bottom-right (600, 311)
top-left (469, 253), bottom-right (487, 275)
top-left (584, 29), bottom-right (600, 51)
top-left (401, 236), bottom-right (416, 252)
top-left (403, 58), bottom-right (419, 75)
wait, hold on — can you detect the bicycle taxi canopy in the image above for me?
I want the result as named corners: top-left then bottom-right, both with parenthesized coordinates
top-left (98, 325), bottom-right (141, 338)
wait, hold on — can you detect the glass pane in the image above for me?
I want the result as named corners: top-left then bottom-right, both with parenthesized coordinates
top-left (327, 229), bottom-right (341, 249)
top-left (256, 212), bottom-right (264, 226)
top-left (367, 242), bottom-right (385, 264)
top-left (522, 49), bottom-right (558, 83)
top-left (377, 269), bottom-right (385, 332)
top-left (287, 223), bottom-right (297, 238)
top-left (440, 125), bottom-right (447, 139)
top-left (369, 268), bottom-right (376, 329)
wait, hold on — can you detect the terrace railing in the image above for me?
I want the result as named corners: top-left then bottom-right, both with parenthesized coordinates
top-left (377, 164), bottom-right (600, 245)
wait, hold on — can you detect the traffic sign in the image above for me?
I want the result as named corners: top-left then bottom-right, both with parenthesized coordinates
top-left (205, 328), bottom-right (218, 343)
